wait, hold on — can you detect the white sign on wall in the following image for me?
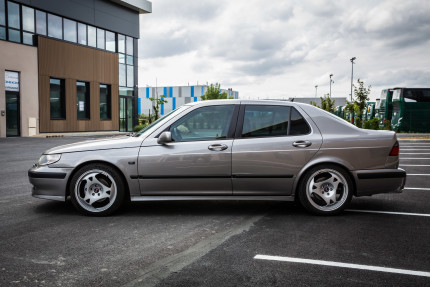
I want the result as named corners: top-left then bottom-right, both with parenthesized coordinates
top-left (5, 71), bottom-right (20, 92)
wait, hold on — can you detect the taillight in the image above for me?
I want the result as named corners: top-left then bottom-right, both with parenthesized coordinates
top-left (389, 141), bottom-right (399, 156)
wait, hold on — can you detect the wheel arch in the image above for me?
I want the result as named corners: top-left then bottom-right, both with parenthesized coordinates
top-left (293, 159), bottom-right (357, 198)
top-left (66, 160), bottom-right (131, 200)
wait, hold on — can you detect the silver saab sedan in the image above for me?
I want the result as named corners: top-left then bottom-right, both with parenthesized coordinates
top-left (28, 100), bottom-right (406, 216)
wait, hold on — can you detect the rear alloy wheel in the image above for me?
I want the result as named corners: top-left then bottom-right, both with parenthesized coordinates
top-left (299, 165), bottom-right (353, 215)
top-left (70, 164), bottom-right (125, 216)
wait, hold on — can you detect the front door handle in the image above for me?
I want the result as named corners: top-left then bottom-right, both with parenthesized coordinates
top-left (208, 144), bottom-right (228, 151)
top-left (292, 140), bottom-right (312, 148)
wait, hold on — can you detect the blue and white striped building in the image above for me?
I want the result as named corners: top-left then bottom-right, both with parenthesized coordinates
top-left (138, 85), bottom-right (239, 116)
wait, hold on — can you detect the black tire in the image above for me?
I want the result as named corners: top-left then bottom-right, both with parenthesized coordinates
top-left (69, 163), bottom-right (125, 216)
top-left (298, 164), bottom-right (353, 215)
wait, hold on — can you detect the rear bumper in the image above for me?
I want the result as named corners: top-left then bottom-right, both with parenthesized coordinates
top-left (28, 165), bottom-right (73, 201)
top-left (352, 168), bottom-right (406, 197)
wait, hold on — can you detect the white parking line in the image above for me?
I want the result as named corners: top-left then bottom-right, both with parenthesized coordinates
top-left (400, 165), bottom-right (430, 167)
top-left (346, 209), bottom-right (430, 217)
top-left (404, 187), bottom-right (430, 191)
top-left (254, 255), bottom-right (430, 277)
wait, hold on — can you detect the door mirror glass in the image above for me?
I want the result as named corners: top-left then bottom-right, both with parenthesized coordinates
top-left (157, 131), bottom-right (172, 144)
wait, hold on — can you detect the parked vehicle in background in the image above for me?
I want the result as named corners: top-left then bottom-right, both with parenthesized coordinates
top-left (391, 88), bottom-right (430, 132)
top-left (28, 100), bottom-right (406, 216)
top-left (335, 106), bottom-right (344, 118)
top-left (363, 102), bottom-right (376, 122)
top-left (375, 89), bottom-right (394, 128)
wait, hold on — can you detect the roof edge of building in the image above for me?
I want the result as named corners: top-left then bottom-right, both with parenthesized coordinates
top-left (110, 0), bottom-right (152, 14)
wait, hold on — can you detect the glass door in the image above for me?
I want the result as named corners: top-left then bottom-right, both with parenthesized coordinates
top-left (119, 96), bottom-right (133, 132)
top-left (6, 91), bottom-right (20, 137)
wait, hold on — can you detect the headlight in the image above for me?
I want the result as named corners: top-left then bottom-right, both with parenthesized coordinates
top-left (38, 154), bottom-right (61, 166)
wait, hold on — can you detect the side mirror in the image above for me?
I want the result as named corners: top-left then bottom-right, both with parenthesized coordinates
top-left (157, 131), bottom-right (172, 144)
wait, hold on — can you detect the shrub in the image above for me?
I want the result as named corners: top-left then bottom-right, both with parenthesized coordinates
top-left (133, 124), bottom-right (147, 133)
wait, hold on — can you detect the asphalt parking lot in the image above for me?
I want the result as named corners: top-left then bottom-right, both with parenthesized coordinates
top-left (0, 137), bottom-right (429, 286)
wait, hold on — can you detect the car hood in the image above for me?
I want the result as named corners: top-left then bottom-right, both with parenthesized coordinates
top-left (44, 136), bottom-right (143, 154)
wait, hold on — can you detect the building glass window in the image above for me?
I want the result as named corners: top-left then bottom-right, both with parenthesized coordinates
top-left (50, 78), bottom-right (66, 120)
top-left (97, 28), bottom-right (105, 49)
top-left (23, 32), bottom-right (33, 45)
top-left (0, 0), bottom-right (5, 26)
top-left (7, 1), bottom-right (20, 29)
top-left (118, 34), bottom-right (125, 53)
top-left (22, 6), bottom-right (34, 32)
top-left (0, 26), bottom-right (5, 40)
top-left (106, 30), bottom-right (115, 52)
top-left (8, 28), bottom-right (20, 42)
top-left (36, 10), bottom-right (46, 35)
top-left (77, 81), bottom-right (90, 120)
top-left (126, 55), bottom-right (134, 65)
top-left (100, 84), bottom-right (111, 120)
top-left (63, 18), bottom-right (77, 43)
top-left (77, 23), bottom-right (86, 45)
top-left (118, 53), bottom-right (125, 64)
top-left (88, 25), bottom-right (96, 47)
top-left (48, 13), bottom-right (62, 39)
top-left (126, 36), bottom-right (133, 55)
top-left (126, 65), bottom-right (134, 87)
top-left (119, 63), bottom-right (126, 87)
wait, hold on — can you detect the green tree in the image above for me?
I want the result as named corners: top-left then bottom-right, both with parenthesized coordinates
top-left (319, 94), bottom-right (336, 113)
top-left (201, 83), bottom-right (230, 100)
top-left (149, 95), bottom-right (167, 121)
top-left (352, 79), bottom-right (371, 128)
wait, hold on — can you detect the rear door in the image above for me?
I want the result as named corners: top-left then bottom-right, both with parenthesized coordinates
top-left (232, 104), bottom-right (322, 195)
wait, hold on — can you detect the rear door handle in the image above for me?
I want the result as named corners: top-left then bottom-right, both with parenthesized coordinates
top-left (208, 144), bottom-right (228, 151)
top-left (292, 140), bottom-right (312, 148)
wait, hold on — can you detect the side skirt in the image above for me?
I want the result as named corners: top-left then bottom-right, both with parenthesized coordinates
top-left (130, 195), bottom-right (295, 202)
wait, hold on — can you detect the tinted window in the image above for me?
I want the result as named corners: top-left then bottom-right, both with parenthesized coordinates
top-left (77, 81), bottom-right (90, 119)
top-left (170, 105), bottom-right (235, 142)
top-left (7, 1), bottom-right (19, 29)
top-left (77, 23), bottom-right (87, 45)
top-left (36, 10), bottom-right (46, 35)
top-left (242, 105), bottom-right (289, 137)
top-left (100, 84), bottom-right (111, 120)
top-left (22, 6), bottom-right (34, 32)
top-left (290, 107), bottom-right (310, 135)
top-left (63, 18), bottom-right (77, 42)
top-left (0, 0), bottom-right (5, 26)
top-left (0, 27), bottom-right (5, 40)
top-left (8, 28), bottom-right (20, 42)
top-left (48, 14), bottom-right (62, 39)
top-left (50, 78), bottom-right (65, 120)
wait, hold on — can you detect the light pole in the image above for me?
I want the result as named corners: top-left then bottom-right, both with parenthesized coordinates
top-left (329, 74), bottom-right (334, 98)
top-left (350, 57), bottom-right (356, 102)
top-left (314, 85), bottom-right (318, 104)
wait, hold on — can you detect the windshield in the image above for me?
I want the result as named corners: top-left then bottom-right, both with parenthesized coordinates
top-left (133, 106), bottom-right (189, 137)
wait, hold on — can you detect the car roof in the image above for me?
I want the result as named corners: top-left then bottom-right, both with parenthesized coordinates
top-left (184, 99), bottom-right (311, 108)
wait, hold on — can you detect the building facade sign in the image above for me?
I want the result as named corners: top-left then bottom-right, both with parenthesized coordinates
top-left (5, 71), bottom-right (20, 92)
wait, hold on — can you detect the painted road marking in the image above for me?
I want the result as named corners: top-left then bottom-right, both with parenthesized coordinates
top-left (254, 255), bottom-right (430, 278)
top-left (346, 209), bottom-right (430, 217)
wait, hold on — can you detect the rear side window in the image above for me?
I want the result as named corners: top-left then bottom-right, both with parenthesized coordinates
top-left (241, 105), bottom-right (310, 138)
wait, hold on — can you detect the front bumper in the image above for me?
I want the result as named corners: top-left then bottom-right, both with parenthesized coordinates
top-left (28, 165), bottom-right (73, 201)
top-left (352, 168), bottom-right (406, 197)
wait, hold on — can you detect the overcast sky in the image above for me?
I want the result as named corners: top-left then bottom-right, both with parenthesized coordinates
top-left (138, 0), bottom-right (430, 101)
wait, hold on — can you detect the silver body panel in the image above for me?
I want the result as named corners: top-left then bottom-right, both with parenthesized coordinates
top-left (28, 99), bottom-right (406, 203)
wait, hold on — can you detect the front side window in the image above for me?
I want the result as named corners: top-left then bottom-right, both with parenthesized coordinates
top-left (100, 84), bottom-right (111, 120)
top-left (242, 105), bottom-right (290, 137)
top-left (170, 105), bottom-right (235, 142)
top-left (50, 78), bottom-right (65, 120)
top-left (77, 81), bottom-right (90, 120)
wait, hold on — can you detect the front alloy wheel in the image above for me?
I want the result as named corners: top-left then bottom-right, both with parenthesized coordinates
top-left (70, 164), bottom-right (125, 216)
top-left (299, 165), bottom-right (353, 215)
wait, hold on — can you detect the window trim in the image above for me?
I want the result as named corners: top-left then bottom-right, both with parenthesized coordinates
top-left (235, 105), bottom-right (311, 139)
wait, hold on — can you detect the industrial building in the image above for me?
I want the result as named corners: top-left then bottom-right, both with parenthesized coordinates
top-left (0, 0), bottom-right (152, 137)
top-left (138, 85), bottom-right (239, 116)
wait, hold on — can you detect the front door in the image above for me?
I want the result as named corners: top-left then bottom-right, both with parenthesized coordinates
top-left (6, 91), bottom-right (20, 137)
top-left (119, 97), bottom-right (133, 132)
top-left (138, 105), bottom-right (237, 195)
top-left (232, 104), bottom-right (322, 195)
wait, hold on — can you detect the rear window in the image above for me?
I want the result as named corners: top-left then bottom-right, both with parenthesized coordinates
top-left (241, 105), bottom-right (310, 138)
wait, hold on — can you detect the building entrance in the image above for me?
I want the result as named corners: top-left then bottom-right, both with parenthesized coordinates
top-left (119, 96), bottom-right (133, 132)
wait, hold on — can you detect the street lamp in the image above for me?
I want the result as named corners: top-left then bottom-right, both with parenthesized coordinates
top-left (314, 85), bottom-right (318, 104)
top-left (329, 74), bottom-right (334, 98)
top-left (350, 57), bottom-right (356, 102)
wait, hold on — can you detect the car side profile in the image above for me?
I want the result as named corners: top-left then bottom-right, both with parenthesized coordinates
top-left (28, 100), bottom-right (406, 216)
